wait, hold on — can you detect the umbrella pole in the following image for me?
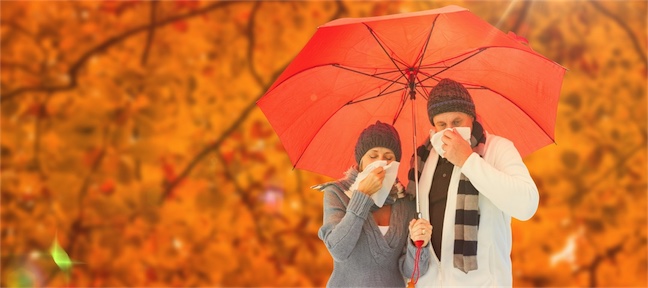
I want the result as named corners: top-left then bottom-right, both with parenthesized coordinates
top-left (407, 73), bottom-right (424, 288)
top-left (408, 73), bottom-right (422, 220)
top-left (407, 71), bottom-right (424, 251)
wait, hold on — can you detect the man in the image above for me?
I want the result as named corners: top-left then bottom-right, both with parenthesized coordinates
top-left (406, 78), bottom-right (539, 286)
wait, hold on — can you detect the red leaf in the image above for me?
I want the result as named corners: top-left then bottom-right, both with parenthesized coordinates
top-left (264, 166), bottom-right (277, 180)
top-left (146, 266), bottom-right (158, 283)
top-left (173, 20), bottom-right (188, 32)
top-left (100, 179), bottom-right (115, 195)
top-left (248, 151), bottom-right (267, 163)
top-left (99, 0), bottom-right (141, 16)
top-left (221, 151), bottom-right (235, 165)
top-left (24, 103), bottom-right (48, 118)
top-left (83, 148), bottom-right (103, 167)
top-left (230, 131), bottom-right (243, 141)
top-left (174, 0), bottom-right (200, 10)
top-left (250, 120), bottom-right (273, 138)
top-left (160, 158), bottom-right (176, 183)
top-left (40, 187), bottom-right (51, 199)
top-left (202, 66), bottom-right (214, 77)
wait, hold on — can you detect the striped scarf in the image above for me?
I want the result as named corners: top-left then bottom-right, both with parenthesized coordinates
top-left (407, 121), bottom-right (486, 273)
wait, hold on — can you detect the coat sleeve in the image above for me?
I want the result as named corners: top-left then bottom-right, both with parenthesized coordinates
top-left (400, 238), bottom-right (432, 280)
top-left (399, 199), bottom-right (431, 279)
top-left (318, 189), bottom-right (375, 262)
top-left (461, 137), bottom-right (539, 221)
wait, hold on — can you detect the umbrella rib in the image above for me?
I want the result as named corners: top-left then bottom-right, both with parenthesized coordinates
top-left (477, 85), bottom-right (555, 141)
top-left (333, 64), bottom-right (410, 105)
top-left (416, 45), bottom-right (554, 140)
top-left (391, 89), bottom-right (409, 125)
top-left (419, 48), bottom-right (486, 82)
top-left (333, 64), bottom-right (407, 85)
top-left (414, 14), bottom-right (440, 74)
top-left (399, 14), bottom-right (438, 105)
top-left (414, 78), bottom-right (431, 101)
top-left (362, 23), bottom-right (408, 79)
top-left (347, 86), bottom-right (407, 105)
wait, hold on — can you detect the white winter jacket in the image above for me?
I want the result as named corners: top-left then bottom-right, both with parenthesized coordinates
top-left (415, 133), bottom-right (539, 287)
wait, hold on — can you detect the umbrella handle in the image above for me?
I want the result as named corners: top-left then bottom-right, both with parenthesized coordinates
top-left (409, 240), bottom-right (424, 287)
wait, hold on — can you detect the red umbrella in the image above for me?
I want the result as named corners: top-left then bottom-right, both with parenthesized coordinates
top-left (258, 5), bottom-right (565, 186)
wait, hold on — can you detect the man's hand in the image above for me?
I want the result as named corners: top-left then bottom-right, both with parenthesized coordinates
top-left (441, 129), bottom-right (473, 167)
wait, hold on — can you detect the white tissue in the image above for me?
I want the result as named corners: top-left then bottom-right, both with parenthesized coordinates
top-left (430, 127), bottom-right (471, 158)
top-left (348, 160), bottom-right (400, 207)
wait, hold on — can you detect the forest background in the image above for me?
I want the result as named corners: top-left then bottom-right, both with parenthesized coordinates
top-left (1, 0), bottom-right (646, 287)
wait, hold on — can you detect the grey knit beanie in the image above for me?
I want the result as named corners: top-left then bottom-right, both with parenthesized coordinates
top-left (427, 78), bottom-right (476, 124)
top-left (354, 121), bottom-right (402, 164)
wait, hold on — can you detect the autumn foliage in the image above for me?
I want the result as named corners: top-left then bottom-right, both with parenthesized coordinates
top-left (1, 1), bottom-right (646, 287)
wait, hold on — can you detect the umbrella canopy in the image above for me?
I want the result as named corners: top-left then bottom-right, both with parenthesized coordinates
top-left (258, 5), bottom-right (565, 182)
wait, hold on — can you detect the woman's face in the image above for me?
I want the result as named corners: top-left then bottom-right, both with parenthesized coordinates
top-left (359, 147), bottom-right (396, 171)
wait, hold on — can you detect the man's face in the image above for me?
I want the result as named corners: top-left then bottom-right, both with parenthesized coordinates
top-left (431, 111), bottom-right (473, 132)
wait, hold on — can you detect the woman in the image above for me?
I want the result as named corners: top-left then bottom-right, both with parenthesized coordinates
top-left (313, 121), bottom-right (432, 287)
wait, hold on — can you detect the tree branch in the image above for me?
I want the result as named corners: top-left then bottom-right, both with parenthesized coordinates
top-left (572, 242), bottom-right (624, 287)
top-left (215, 150), bottom-right (266, 241)
top-left (160, 0), bottom-right (348, 202)
top-left (1, 61), bottom-right (40, 76)
top-left (585, 143), bottom-right (645, 191)
top-left (0, 1), bottom-right (237, 102)
top-left (589, 0), bottom-right (647, 69)
top-left (31, 95), bottom-right (52, 177)
top-left (160, 93), bottom-right (261, 202)
top-left (246, 1), bottom-right (264, 86)
top-left (215, 149), bottom-right (254, 210)
top-left (140, 0), bottom-right (159, 66)
top-left (67, 126), bottom-right (110, 251)
top-left (42, 126), bottom-right (110, 287)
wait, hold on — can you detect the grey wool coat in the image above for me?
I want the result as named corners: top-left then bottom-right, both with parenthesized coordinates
top-left (316, 170), bottom-right (431, 288)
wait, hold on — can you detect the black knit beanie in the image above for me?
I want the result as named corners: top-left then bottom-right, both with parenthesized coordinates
top-left (354, 121), bottom-right (402, 164)
top-left (427, 78), bottom-right (476, 125)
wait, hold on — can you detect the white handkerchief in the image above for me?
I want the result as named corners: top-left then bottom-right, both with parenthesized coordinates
top-left (348, 160), bottom-right (400, 207)
top-left (430, 127), bottom-right (471, 158)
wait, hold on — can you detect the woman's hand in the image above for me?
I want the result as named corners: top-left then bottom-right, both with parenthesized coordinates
top-left (409, 218), bottom-right (432, 246)
top-left (357, 166), bottom-right (385, 196)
